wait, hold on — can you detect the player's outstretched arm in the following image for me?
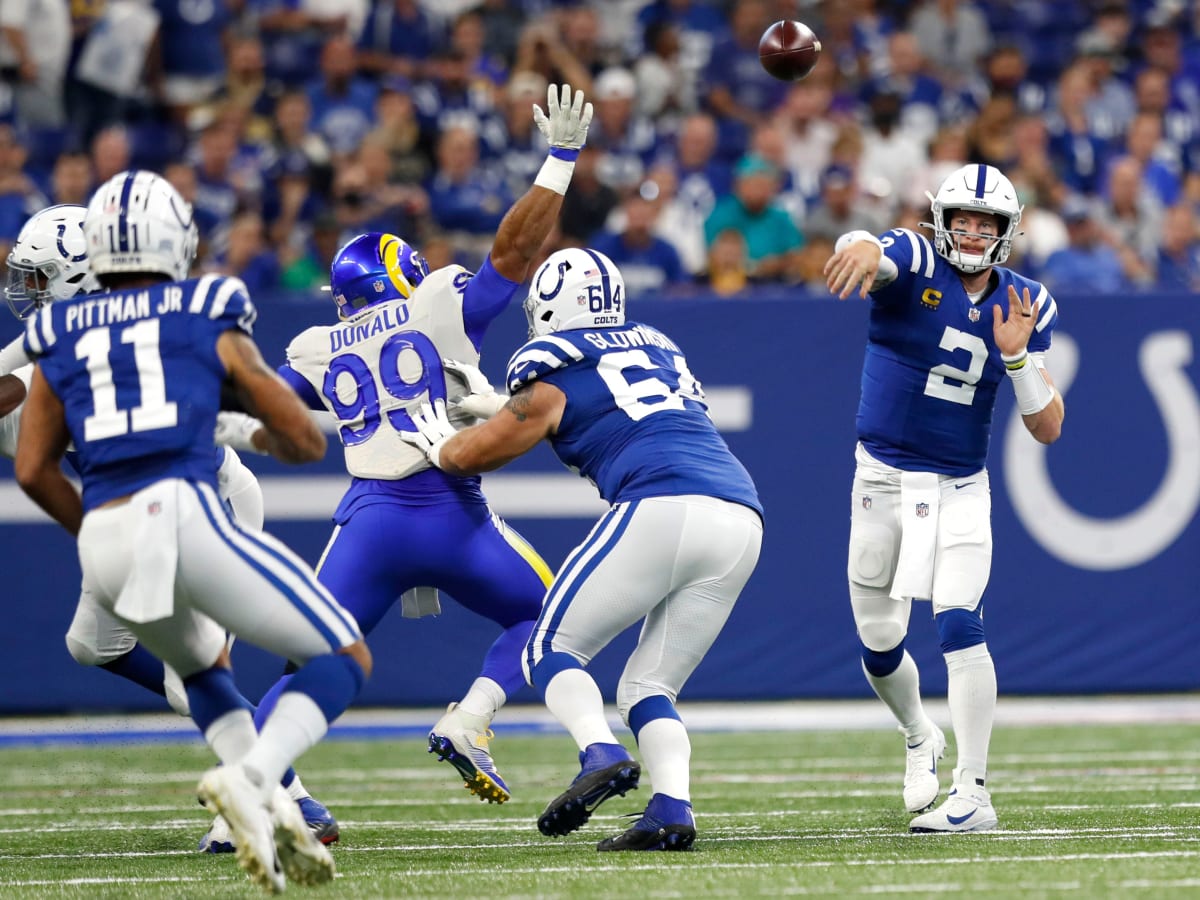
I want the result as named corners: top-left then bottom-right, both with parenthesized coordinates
top-left (489, 83), bottom-right (593, 284)
top-left (216, 330), bottom-right (326, 464)
top-left (401, 381), bottom-right (566, 476)
top-left (14, 366), bottom-right (81, 535)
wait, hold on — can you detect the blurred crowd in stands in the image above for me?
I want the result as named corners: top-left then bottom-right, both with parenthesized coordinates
top-left (0, 0), bottom-right (1197, 300)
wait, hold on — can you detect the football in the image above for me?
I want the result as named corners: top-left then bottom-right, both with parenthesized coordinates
top-left (758, 20), bottom-right (821, 82)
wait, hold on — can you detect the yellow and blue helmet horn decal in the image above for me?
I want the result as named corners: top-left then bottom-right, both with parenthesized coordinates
top-left (379, 233), bottom-right (429, 299)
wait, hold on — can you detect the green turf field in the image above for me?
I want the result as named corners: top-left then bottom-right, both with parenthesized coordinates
top-left (1, 720), bottom-right (1198, 898)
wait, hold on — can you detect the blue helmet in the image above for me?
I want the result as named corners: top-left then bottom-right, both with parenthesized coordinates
top-left (329, 232), bottom-right (429, 318)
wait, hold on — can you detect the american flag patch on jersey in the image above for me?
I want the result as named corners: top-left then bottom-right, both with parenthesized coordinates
top-left (916, 502), bottom-right (929, 518)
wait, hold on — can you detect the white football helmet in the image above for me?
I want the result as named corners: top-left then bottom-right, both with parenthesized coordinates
top-left (523, 247), bottom-right (626, 338)
top-left (84, 170), bottom-right (198, 282)
top-left (5, 204), bottom-right (99, 319)
top-left (923, 163), bottom-right (1023, 274)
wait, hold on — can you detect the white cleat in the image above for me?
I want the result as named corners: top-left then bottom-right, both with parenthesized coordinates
top-left (909, 782), bottom-right (998, 833)
top-left (902, 723), bottom-right (946, 813)
top-left (269, 786), bottom-right (336, 887)
top-left (197, 766), bottom-right (285, 894)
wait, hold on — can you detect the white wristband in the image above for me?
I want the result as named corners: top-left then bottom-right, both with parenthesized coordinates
top-left (0, 334), bottom-right (31, 375)
top-left (534, 155), bottom-right (576, 195)
top-left (1005, 354), bottom-right (1055, 415)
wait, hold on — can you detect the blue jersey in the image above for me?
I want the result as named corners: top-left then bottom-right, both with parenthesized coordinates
top-left (859, 228), bottom-right (1058, 476)
top-left (506, 322), bottom-right (762, 516)
top-left (24, 274), bottom-right (255, 511)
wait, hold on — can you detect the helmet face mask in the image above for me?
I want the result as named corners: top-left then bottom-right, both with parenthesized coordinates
top-left (524, 248), bottom-right (625, 338)
top-left (923, 164), bottom-right (1023, 274)
top-left (4, 204), bottom-right (98, 319)
top-left (84, 171), bottom-right (198, 282)
top-left (330, 232), bottom-right (429, 320)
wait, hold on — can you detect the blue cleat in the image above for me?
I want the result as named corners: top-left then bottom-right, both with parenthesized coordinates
top-left (297, 796), bottom-right (340, 845)
top-left (596, 793), bottom-right (696, 851)
top-left (538, 742), bottom-right (640, 837)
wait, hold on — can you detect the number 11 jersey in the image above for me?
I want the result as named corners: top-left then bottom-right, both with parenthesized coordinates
top-left (24, 274), bottom-right (254, 511)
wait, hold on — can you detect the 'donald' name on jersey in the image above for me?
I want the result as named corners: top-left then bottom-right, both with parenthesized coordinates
top-left (506, 321), bottom-right (762, 515)
top-left (860, 228), bottom-right (1059, 476)
top-left (285, 265), bottom-right (482, 480)
top-left (22, 274), bottom-right (254, 511)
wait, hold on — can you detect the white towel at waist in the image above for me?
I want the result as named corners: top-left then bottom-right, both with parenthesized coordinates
top-left (114, 480), bottom-right (181, 623)
top-left (890, 471), bottom-right (939, 602)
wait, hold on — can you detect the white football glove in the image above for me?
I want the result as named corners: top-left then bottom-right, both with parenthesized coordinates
top-left (443, 358), bottom-right (509, 420)
top-left (214, 411), bottom-right (267, 454)
top-left (533, 83), bottom-right (593, 152)
top-left (398, 398), bottom-right (458, 469)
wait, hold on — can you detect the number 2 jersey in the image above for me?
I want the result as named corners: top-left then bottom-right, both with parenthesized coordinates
top-left (859, 228), bottom-right (1059, 476)
top-left (505, 321), bottom-right (762, 517)
top-left (23, 274), bottom-right (254, 511)
top-left (280, 260), bottom-right (518, 522)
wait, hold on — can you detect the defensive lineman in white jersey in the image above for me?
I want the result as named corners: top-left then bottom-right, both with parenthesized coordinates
top-left (824, 163), bottom-right (1065, 832)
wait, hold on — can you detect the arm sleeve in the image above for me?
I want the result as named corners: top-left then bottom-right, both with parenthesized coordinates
top-left (461, 255), bottom-right (522, 350)
top-left (277, 362), bottom-right (325, 410)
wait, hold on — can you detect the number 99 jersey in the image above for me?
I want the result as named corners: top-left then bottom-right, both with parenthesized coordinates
top-left (859, 228), bottom-right (1058, 476)
top-left (284, 265), bottom-right (481, 480)
top-left (505, 321), bottom-right (762, 515)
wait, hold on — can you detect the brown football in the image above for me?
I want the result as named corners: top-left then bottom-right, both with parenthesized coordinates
top-left (758, 20), bottom-right (821, 82)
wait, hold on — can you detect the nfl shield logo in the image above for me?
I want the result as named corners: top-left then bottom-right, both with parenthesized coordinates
top-left (862, 496), bottom-right (872, 510)
top-left (968, 307), bottom-right (980, 322)
top-left (373, 279), bottom-right (385, 293)
top-left (915, 502), bottom-right (929, 518)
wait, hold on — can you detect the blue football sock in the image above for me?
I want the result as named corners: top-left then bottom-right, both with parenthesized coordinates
top-left (99, 644), bottom-right (166, 697)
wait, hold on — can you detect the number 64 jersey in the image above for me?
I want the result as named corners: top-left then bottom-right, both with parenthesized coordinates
top-left (506, 321), bottom-right (762, 516)
top-left (284, 265), bottom-right (482, 481)
top-left (859, 228), bottom-right (1059, 477)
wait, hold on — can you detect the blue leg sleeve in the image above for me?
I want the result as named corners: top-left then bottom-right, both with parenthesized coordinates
top-left (936, 607), bottom-right (986, 653)
top-left (861, 640), bottom-right (905, 677)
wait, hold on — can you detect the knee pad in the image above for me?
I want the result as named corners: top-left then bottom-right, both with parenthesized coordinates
top-left (856, 616), bottom-right (908, 653)
top-left (936, 606), bottom-right (986, 653)
top-left (65, 632), bottom-right (125, 667)
top-left (861, 641), bottom-right (905, 678)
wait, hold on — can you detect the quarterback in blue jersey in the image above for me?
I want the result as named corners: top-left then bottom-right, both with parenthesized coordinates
top-left (400, 247), bottom-right (763, 852)
top-left (824, 163), bottom-right (1066, 833)
top-left (229, 84), bottom-right (594, 807)
top-left (15, 170), bottom-right (373, 893)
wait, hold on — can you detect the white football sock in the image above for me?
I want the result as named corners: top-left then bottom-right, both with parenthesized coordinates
top-left (862, 650), bottom-right (932, 741)
top-left (458, 676), bottom-right (506, 721)
top-left (544, 668), bottom-right (619, 751)
top-left (635, 717), bottom-right (691, 802)
top-left (241, 692), bottom-right (328, 801)
top-left (286, 775), bottom-right (309, 801)
top-left (945, 643), bottom-right (996, 787)
top-left (204, 708), bottom-right (257, 765)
